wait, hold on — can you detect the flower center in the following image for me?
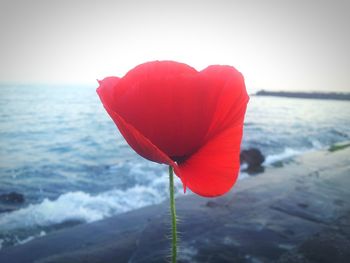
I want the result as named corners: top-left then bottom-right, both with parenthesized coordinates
top-left (171, 155), bottom-right (188, 164)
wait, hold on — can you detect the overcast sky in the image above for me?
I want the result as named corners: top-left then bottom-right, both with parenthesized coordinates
top-left (0, 0), bottom-right (349, 93)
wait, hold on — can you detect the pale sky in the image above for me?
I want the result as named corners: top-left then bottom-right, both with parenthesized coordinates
top-left (0, 0), bottom-right (349, 93)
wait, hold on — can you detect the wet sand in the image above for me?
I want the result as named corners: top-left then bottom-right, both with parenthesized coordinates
top-left (0, 147), bottom-right (349, 263)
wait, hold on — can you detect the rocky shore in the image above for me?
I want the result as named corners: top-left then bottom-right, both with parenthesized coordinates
top-left (0, 146), bottom-right (349, 263)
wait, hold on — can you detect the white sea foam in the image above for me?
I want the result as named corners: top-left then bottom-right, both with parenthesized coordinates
top-left (0, 174), bottom-right (183, 231)
top-left (311, 139), bottom-right (323, 149)
top-left (15, 231), bottom-right (46, 246)
top-left (264, 148), bottom-right (304, 165)
top-left (238, 171), bottom-right (250, 180)
top-left (240, 163), bottom-right (248, 171)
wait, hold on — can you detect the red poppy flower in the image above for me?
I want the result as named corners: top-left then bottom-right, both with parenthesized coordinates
top-left (97, 61), bottom-right (249, 197)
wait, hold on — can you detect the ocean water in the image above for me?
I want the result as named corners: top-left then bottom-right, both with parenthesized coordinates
top-left (0, 84), bottom-right (349, 249)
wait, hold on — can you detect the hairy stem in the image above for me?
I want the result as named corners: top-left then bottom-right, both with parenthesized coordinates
top-left (169, 166), bottom-right (177, 263)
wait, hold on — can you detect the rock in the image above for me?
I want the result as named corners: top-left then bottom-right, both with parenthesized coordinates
top-left (206, 200), bottom-right (220, 208)
top-left (277, 213), bottom-right (350, 263)
top-left (240, 148), bottom-right (265, 174)
top-left (0, 192), bottom-right (25, 204)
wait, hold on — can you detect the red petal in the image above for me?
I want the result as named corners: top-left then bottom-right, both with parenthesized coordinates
top-left (110, 61), bottom-right (221, 159)
top-left (199, 65), bottom-right (249, 141)
top-left (175, 66), bottom-right (248, 197)
top-left (97, 77), bottom-right (176, 167)
top-left (177, 124), bottom-right (244, 197)
top-left (96, 76), bottom-right (120, 108)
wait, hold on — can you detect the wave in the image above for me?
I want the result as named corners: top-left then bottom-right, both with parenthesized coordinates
top-left (16, 231), bottom-right (46, 246)
top-left (263, 147), bottom-right (304, 165)
top-left (0, 174), bottom-right (183, 232)
top-left (0, 148), bottom-right (307, 234)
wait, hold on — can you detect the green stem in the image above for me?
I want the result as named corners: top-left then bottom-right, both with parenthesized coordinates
top-left (169, 166), bottom-right (177, 263)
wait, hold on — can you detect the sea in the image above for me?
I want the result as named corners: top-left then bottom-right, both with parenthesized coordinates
top-left (0, 84), bottom-right (349, 250)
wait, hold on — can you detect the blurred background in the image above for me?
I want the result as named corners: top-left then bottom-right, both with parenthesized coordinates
top-left (0, 0), bottom-right (349, 250)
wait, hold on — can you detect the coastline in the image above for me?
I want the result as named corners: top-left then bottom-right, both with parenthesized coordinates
top-left (0, 147), bottom-right (349, 263)
top-left (254, 90), bottom-right (350, 101)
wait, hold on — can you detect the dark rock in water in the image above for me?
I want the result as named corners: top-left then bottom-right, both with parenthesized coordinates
top-left (0, 192), bottom-right (25, 204)
top-left (240, 148), bottom-right (265, 167)
top-left (240, 148), bottom-right (265, 174)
